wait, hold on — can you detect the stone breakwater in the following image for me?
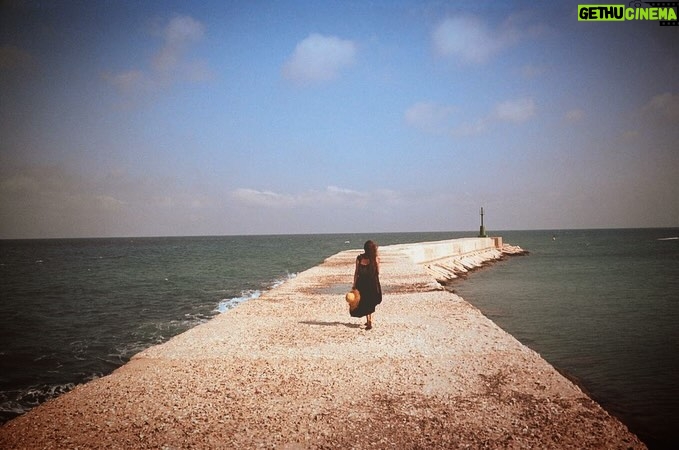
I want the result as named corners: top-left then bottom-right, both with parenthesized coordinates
top-left (0, 238), bottom-right (645, 449)
top-left (390, 237), bottom-right (528, 283)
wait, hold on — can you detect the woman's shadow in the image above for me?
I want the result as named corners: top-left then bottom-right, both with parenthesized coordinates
top-left (299, 320), bottom-right (362, 329)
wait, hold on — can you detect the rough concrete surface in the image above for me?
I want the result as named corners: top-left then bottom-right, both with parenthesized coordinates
top-left (0, 242), bottom-right (646, 449)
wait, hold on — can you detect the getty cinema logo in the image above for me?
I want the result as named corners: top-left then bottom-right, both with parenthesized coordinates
top-left (578, 1), bottom-right (679, 25)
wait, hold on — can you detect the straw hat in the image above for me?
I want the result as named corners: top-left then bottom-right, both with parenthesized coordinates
top-left (345, 288), bottom-right (360, 311)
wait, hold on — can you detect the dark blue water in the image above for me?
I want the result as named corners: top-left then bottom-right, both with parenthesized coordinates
top-left (1, 229), bottom-right (677, 448)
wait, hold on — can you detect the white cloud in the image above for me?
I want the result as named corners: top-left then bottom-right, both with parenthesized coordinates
top-left (160, 15), bottom-right (205, 45)
top-left (282, 33), bottom-right (356, 84)
top-left (232, 186), bottom-right (397, 209)
top-left (152, 15), bottom-right (205, 73)
top-left (227, 186), bottom-right (407, 234)
top-left (406, 97), bottom-right (535, 137)
top-left (432, 14), bottom-right (542, 65)
top-left (0, 164), bottom-right (224, 238)
top-left (432, 16), bottom-right (518, 64)
top-left (92, 194), bottom-right (127, 211)
top-left (325, 185), bottom-right (365, 200)
top-left (494, 97), bottom-right (535, 123)
top-left (0, 165), bottom-right (127, 238)
top-left (0, 167), bottom-right (411, 238)
top-left (404, 102), bottom-right (456, 134)
top-left (433, 16), bottom-right (504, 64)
top-left (103, 15), bottom-right (214, 100)
top-left (231, 188), bottom-right (296, 208)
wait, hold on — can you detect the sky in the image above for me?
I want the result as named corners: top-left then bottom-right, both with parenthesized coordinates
top-left (1, 0), bottom-right (678, 238)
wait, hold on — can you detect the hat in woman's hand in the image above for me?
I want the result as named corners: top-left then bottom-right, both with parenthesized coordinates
top-left (345, 288), bottom-right (360, 311)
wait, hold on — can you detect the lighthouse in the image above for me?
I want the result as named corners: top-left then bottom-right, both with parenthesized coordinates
top-left (478, 207), bottom-right (487, 237)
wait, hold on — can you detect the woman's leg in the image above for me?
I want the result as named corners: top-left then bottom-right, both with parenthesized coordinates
top-left (366, 314), bottom-right (372, 329)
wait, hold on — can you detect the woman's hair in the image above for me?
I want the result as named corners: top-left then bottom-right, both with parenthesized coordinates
top-left (363, 240), bottom-right (378, 262)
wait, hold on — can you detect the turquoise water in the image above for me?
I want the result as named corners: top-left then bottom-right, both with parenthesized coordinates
top-left (1, 229), bottom-right (677, 448)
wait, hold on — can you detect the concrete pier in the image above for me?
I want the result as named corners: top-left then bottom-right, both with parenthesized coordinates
top-left (391, 236), bottom-right (523, 282)
top-left (0, 238), bottom-right (645, 449)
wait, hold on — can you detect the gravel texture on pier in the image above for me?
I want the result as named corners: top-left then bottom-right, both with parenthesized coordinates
top-left (0, 243), bottom-right (646, 449)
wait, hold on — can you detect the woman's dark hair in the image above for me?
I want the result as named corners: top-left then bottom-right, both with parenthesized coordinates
top-left (363, 240), bottom-right (378, 264)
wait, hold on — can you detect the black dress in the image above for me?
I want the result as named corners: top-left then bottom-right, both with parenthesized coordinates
top-left (350, 255), bottom-right (382, 318)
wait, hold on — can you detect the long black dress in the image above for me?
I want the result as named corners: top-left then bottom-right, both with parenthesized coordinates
top-left (350, 254), bottom-right (382, 318)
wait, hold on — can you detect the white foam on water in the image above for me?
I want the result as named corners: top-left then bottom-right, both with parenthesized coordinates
top-left (0, 382), bottom-right (76, 417)
top-left (214, 272), bottom-right (297, 314)
top-left (215, 290), bottom-right (261, 313)
top-left (271, 271), bottom-right (297, 288)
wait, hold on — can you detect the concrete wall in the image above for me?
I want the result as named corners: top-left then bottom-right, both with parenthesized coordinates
top-left (382, 237), bottom-right (504, 283)
top-left (387, 237), bottom-right (497, 265)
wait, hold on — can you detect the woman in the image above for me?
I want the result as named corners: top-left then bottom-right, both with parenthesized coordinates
top-left (351, 240), bottom-right (382, 330)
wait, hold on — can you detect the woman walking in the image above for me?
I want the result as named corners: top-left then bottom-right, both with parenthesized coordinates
top-left (351, 240), bottom-right (382, 329)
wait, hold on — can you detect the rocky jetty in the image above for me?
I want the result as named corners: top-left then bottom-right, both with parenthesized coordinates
top-left (0, 238), bottom-right (644, 449)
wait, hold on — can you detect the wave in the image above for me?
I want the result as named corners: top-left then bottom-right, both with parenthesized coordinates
top-left (271, 272), bottom-right (298, 288)
top-left (214, 290), bottom-right (261, 313)
top-left (0, 371), bottom-right (98, 423)
top-left (657, 237), bottom-right (678, 241)
top-left (214, 272), bottom-right (297, 314)
top-left (0, 382), bottom-right (76, 420)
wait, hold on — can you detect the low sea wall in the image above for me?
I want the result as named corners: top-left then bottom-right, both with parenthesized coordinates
top-left (389, 237), bottom-right (524, 283)
top-left (0, 238), bottom-right (644, 449)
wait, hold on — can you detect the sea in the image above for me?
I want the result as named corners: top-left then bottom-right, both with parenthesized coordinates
top-left (0, 229), bottom-right (677, 448)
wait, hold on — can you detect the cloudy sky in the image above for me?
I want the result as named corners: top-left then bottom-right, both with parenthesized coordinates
top-left (1, 0), bottom-right (677, 238)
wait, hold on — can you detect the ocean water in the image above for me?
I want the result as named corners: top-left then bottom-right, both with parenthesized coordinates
top-left (450, 229), bottom-right (679, 449)
top-left (0, 232), bottom-right (456, 424)
top-left (1, 230), bottom-right (677, 448)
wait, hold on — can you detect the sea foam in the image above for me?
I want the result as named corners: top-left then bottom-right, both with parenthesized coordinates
top-left (214, 272), bottom-right (297, 314)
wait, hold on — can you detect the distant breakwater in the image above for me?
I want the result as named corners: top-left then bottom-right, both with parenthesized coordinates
top-left (387, 236), bottom-right (528, 284)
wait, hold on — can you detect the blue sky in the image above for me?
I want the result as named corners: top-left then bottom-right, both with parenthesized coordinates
top-left (1, 0), bottom-right (677, 238)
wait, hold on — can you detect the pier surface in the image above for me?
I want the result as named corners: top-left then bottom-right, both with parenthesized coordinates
top-left (0, 239), bottom-right (645, 449)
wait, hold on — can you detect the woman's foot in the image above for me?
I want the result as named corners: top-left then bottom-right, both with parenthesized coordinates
top-left (365, 321), bottom-right (372, 330)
